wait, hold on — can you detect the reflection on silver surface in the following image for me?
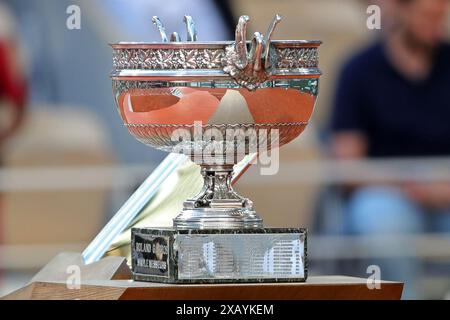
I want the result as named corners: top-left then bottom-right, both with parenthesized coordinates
top-left (170, 32), bottom-right (181, 42)
top-left (183, 15), bottom-right (198, 42)
top-left (151, 16), bottom-right (168, 42)
top-left (177, 233), bottom-right (305, 280)
top-left (264, 14), bottom-right (282, 69)
top-left (112, 79), bottom-right (318, 155)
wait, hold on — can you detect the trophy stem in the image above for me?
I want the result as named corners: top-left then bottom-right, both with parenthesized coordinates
top-left (173, 163), bottom-right (263, 229)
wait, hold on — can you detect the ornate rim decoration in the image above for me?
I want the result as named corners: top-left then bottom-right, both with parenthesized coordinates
top-left (111, 15), bottom-right (321, 90)
top-left (112, 46), bottom-right (319, 71)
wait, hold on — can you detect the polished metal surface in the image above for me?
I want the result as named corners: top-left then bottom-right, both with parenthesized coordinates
top-left (221, 14), bottom-right (290, 90)
top-left (176, 232), bottom-right (306, 280)
top-left (174, 164), bottom-right (263, 229)
top-left (111, 43), bottom-right (320, 77)
top-left (111, 14), bottom-right (321, 230)
top-left (151, 16), bottom-right (169, 42)
top-left (263, 14), bottom-right (282, 69)
top-left (170, 32), bottom-right (181, 42)
top-left (234, 15), bottom-right (250, 69)
top-left (183, 15), bottom-right (197, 42)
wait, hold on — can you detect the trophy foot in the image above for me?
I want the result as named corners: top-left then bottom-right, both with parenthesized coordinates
top-left (173, 208), bottom-right (263, 229)
top-left (173, 164), bottom-right (263, 229)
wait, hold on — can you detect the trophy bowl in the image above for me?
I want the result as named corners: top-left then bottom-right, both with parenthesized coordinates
top-left (111, 15), bottom-right (320, 230)
top-left (111, 15), bottom-right (321, 283)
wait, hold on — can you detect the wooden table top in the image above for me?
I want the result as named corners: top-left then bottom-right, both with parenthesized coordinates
top-left (3, 275), bottom-right (403, 300)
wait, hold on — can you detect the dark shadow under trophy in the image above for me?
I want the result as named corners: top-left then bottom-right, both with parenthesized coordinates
top-left (111, 14), bottom-right (321, 283)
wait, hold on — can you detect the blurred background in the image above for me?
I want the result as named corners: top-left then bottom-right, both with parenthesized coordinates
top-left (0, 0), bottom-right (450, 299)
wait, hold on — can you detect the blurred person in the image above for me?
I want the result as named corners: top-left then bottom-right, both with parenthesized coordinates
top-left (330, 0), bottom-right (450, 299)
top-left (0, 2), bottom-right (26, 148)
top-left (0, 2), bottom-right (27, 279)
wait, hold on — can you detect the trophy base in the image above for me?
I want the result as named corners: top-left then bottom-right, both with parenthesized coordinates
top-left (131, 227), bottom-right (307, 284)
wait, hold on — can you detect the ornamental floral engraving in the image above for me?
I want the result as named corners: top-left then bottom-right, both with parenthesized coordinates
top-left (197, 49), bottom-right (223, 69)
top-left (112, 47), bottom-right (319, 72)
top-left (113, 48), bottom-right (226, 70)
top-left (276, 48), bottom-right (319, 69)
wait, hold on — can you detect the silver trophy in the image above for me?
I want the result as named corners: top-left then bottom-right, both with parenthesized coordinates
top-left (111, 15), bottom-right (321, 283)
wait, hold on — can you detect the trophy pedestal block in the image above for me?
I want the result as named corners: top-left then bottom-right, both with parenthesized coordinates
top-left (132, 227), bottom-right (307, 284)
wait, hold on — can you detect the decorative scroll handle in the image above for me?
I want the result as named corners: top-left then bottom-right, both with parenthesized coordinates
top-left (152, 15), bottom-right (198, 42)
top-left (222, 14), bottom-right (282, 90)
top-left (151, 14), bottom-right (283, 90)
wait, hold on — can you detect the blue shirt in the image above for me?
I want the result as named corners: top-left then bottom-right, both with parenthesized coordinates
top-left (331, 41), bottom-right (450, 157)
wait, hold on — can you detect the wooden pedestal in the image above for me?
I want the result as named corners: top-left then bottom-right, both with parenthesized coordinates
top-left (2, 253), bottom-right (403, 300)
